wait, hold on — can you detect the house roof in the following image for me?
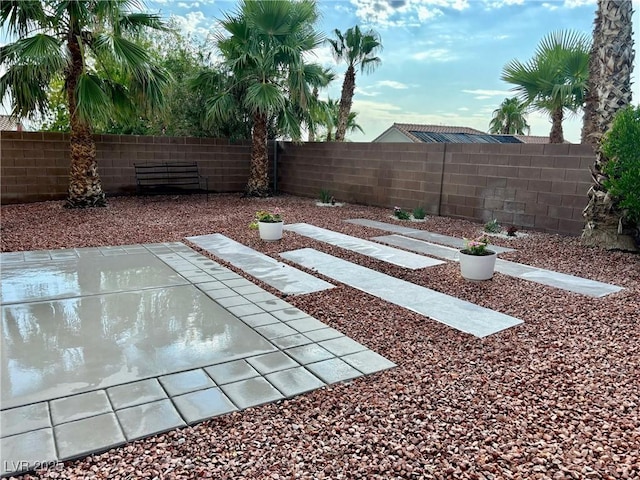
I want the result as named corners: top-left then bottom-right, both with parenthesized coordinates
top-left (513, 134), bottom-right (552, 144)
top-left (393, 123), bottom-right (486, 141)
top-left (409, 131), bottom-right (523, 144)
top-left (0, 115), bottom-right (22, 131)
top-left (373, 123), bottom-right (557, 144)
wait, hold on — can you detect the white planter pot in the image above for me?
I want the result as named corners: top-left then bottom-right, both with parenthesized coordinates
top-left (258, 221), bottom-right (283, 241)
top-left (459, 250), bottom-right (497, 280)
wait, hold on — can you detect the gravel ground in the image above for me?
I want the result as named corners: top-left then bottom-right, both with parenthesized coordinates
top-left (2, 194), bottom-right (639, 480)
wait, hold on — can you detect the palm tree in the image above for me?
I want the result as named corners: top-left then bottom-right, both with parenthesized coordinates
top-left (200, 0), bottom-right (325, 197)
top-left (328, 26), bottom-right (381, 142)
top-left (0, 0), bottom-right (169, 208)
top-left (488, 97), bottom-right (531, 135)
top-left (501, 30), bottom-right (590, 143)
top-left (321, 98), bottom-right (363, 141)
top-left (581, 0), bottom-right (636, 250)
top-left (307, 67), bottom-right (335, 142)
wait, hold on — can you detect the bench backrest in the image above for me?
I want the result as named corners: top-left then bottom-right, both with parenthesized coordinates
top-left (134, 162), bottom-right (201, 187)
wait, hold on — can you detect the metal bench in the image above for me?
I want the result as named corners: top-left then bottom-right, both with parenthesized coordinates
top-left (134, 162), bottom-right (209, 200)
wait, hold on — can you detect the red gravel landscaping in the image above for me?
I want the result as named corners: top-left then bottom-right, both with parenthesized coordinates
top-left (2, 194), bottom-right (639, 479)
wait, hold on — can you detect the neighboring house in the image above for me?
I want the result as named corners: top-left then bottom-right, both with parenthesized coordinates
top-left (373, 123), bottom-right (552, 144)
top-left (0, 115), bottom-right (23, 131)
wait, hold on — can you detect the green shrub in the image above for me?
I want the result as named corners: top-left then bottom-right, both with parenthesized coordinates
top-left (393, 206), bottom-right (411, 220)
top-left (602, 105), bottom-right (640, 223)
top-left (412, 206), bottom-right (426, 219)
top-left (319, 189), bottom-right (332, 204)
top-left (484, 218), bottom-right (501, 233)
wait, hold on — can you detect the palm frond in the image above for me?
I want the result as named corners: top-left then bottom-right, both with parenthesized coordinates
top-left (0, 0), bottom-right (47, 37)
top-left (204, 92), bottom-right (238, 125)
top-left (244, 82), bottom-right (286, 115)
top-left (75, 73), bottom-right (112, 125)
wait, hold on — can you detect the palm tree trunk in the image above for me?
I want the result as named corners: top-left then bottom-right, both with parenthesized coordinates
top-left (582, 0), bottom-right (636, 251)
top-left (581, 2), bottom-right (603, 145)
top-left (335, 65), bottom-right (355, 142)
top-left (308, 86), bottom-right (317, 142)
top-left (549, 108), bottom-right (564, 143)
top-left (65, 28), bottom-right (106, 208)
top-left (246, 111), bottom-right (270, 197)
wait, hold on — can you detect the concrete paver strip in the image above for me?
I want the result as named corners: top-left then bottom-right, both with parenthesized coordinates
top-left (346, 218), bottom-right (514, 253)
top-left (284, 223), bottom-right (445, 269)
top-left (281, 248), bottom-right (523, 338)
top-left (374, 234), bottom-right (623, 297)
top-left (186, 233), bottom-right (335, 295)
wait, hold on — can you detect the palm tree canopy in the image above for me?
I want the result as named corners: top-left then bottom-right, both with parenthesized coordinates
top-left (203, 0), bottom-right (326, 141)
top-left (501, 30), bottom-right (590, 116)
top-left (488, 97), bottom-right (530, 135)
top-left (327, 25), bottom-right (382, 73)
top-left (0, 0), bottom-right (169, 126)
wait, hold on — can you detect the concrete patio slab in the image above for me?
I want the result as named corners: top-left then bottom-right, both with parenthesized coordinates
top-left (116, 399), bottom-right (185, 441)
top-left (374, 235), bottom-right (623, 297)
top-left (346, 219), bottom-right (515, 254)
top-left (285, 223), bottom-right (445, 269)
top-left (265, 367), bottom-right (326, 398)
top-left (281, 248), bottom-right (523, 338)
top-left (1, 243), bottom-right (395, 477)
top-left (186, 233), bottom-right (335, 295)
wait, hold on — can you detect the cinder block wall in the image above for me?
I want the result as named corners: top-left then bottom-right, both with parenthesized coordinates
top-left (439, 143), bottom-right (594, 235)
top-left (0, 131), bottom-right (252, 204)
top-left (277, 141), bottom-right (594, 235)
top-left (277, 142), bottom-right (446, 215)
top-left (1, 131), bottom-right (594, 236)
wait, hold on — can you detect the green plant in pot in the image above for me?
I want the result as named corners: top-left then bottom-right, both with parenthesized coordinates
top-left (459, 235), bottom-right (497, 280)
top-left (250, 209), bottom-right (283, 241)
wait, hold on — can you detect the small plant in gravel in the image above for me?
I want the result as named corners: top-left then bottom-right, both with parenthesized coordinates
top-left (250, 209), bottom-right (282, 229)
top-left (319, 189), bottom-right (332, 204)
top-left (461, 235), bottom-right (492, 255)
top-left (412, 206), bottom-right (426, 220)
top-left (484, 218), bottom-right (501, 233)
top-left (506, 225), bottom-right (518, 237)
top-left (393, 206), bottom-right (411, 220)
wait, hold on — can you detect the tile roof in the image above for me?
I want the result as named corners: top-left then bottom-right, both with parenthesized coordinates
top-left (513, 134), bottom-right (552, 144)
top-left (0, 115), bottom-right (22, 131)
top-left (374, 123), bottom-right (561, 144)
top-left (395, 123), bottom-right (486, 135)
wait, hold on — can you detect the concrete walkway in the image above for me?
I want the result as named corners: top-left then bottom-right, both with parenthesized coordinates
top-left (374, 235), bottom-right (623, 298)
top-left (345, 218), bottom-right (515, 254)
top-left (281, 248), bottom-right (523, 338)
top-left (0, 243), bottom-right (394, 477)
top-left (284, 223), bottom-right (444, 269)
top-left (186, 233), bottom-right (334, 295)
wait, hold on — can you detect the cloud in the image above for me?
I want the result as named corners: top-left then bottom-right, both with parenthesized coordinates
top-left (462, 89), bottom-right (512, 97)
top-left (305, 45), bottom-right (337, 68)
top-left (411, 48), bottom-right (455, 62)
top-left (483, 0), bottom-right (525, 8)
top-left (168, 11), bottom-right (214, 37)
top-left (458, 107), bottom-right (470, 111)
top-left (376, 80), bottom-right (409, 89)
top-left (355, 87), bottom-right (381, 97)
top-left (563, 0), bottom-right (596, 7)
top-left (348, 0), bottom-right (470, 28)
top-left (177, 2), bottom-right (200, 8)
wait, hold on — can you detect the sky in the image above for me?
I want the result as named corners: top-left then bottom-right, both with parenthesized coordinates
top-left (2, 0), bottom-right (639, 142)
top-left (144, 0), bottom-right (640, 143)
